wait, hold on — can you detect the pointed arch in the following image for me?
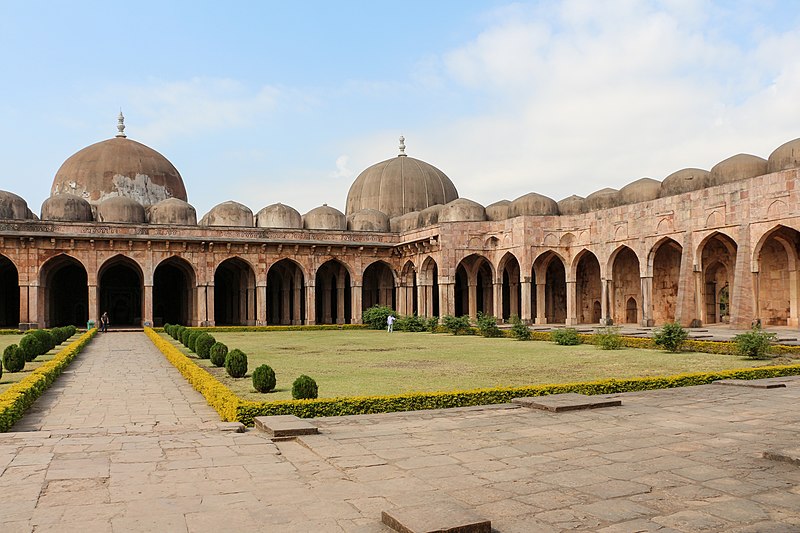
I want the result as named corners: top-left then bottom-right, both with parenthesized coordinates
top-left (753, 225), bottom-right (800, 326)
top-left (154, 256), bottom-right (197, 326)
top-left (39, 254), bottom-right (89, 328)
top-left (420, 257), bottom-right (439, 317)
top-left (215, 257), bottom-right (257, 326)
top-left (267, 258), bottom-right (306, 325)
top-left (0, 254), bottom-right (19, 328)
top-left (399, 260), bottom-right (418, 316)
top-left (362, 260), bottom-right (396, 312)
top-left (455, 254), bottom-right (493, 318)
top-left (698, 232), bottom-right (738, 325)
top-left (572, 249), bottom-right (602, 324)
top-left (532, 250), bottom-right (567, 324)
top-left (649, 238), bottom-right (682, 324)
top-left (315, 259), bottom-right (352, 324)
top-left (499, 252), bottom-right (521, 320)
top-left (98, 254), bottom-right (144, 327)
top-left (610, 246), bottom-right (641, 324)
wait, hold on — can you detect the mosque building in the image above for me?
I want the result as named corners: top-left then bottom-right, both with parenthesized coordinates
top-left (1, 113), bottom-right (799, 330)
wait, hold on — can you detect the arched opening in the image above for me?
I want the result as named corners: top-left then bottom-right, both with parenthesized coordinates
top-left (626, 297), bottom-right (638, 324)
top-left (363, 261), bottom-right (396, 311)
top-left (0, 255), bottom-right (19, 328)
top-left (700, 233), bottom-right (737, 325)
top-left (400, 261), bottom-right (418, 316)
top-left (454, 255), bottom-right (493, 318)
top-left (267, 259), bottom-right (305, 325)
top-left (41, 256), bottom-right (88, 328)
top-left (420, 258), bottom-right (439, 317)
top-left (651, 239), bottom-right (682, 324)
top-left (214, 258), bottom-right (257, 326)
top-left (315, 260), bottom-right (352, 324)
top-left (611, 247), bottom-right (641, 324)
top-left (575, 251), bottom-right (601, 324)
top-left (99, 257), bottom-right (143, 327)
top-left (756, 226), bottom-right (800, 326)
top-left (500, 254), bottom-right (521, 321)
top-left (532, 252), bottom-right (567, 324)
top-left (153, 257), bottom-right (195, 327)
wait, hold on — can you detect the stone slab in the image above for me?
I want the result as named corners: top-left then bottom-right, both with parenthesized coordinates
top-left (512, 393), bottom-right (621, 412)
top-left (763, 448), bottom-right (800, 466)
top-left (217, 422), bottom-right (246, 433)
top-left (253, 415), bottom-right (319, 438)
top-left (713, 378), bottom-right (788, 389)
top-left (381, 502), bottom-right (491, 533)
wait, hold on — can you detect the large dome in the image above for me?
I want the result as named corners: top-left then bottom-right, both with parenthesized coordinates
top-left (345, 137), bottom-right (458, 219)
top-left (50, 114), bottom-right (187, 206)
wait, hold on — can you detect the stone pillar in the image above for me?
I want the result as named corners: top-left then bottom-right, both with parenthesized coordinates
top-left (600, 279), bottom-right (611, 325)
top-left (18, 284), bottom-right (29, 328)
top-left (641, 276), bottom-right (654, 327)
top-left (293, 273), bottom-right (303, 325)
top-left (440, 281), bottom-right (455, 318)
top-left (143, 284), bottom-right (153, 326)
top-left (752, 271), bottom-right (761, 326)
top-left (306, 281), bottom-right (316, 325)
top-left (535, 282), bottom-right (547, 324)
top-left (509, 280), bottom-right (519, 318)
top-left (789, 270), bottom-right (799, 327)
top-left (207, 284), bottom-right (216, 326)
top-left (196, 285), bottom-right (207, 326)
top-left (397, 282), bottom-right (407, 316)
top-left (322, 282), bottom-right (332, 324)
top-left (28, 284), bottom-right (39, 329)
top-left (88, 283), bottom-right (98, 326)
top-left (468, 282), bottom-right (478, 319)
top-left (730, 226), bottom-right (754, 326)
top-left (674, 240), bottom-right (695, 327)
top-left (281, 286), bottom-right (290, 325)
top-left (336, 278), bottom-right (346, 325)
top-left (351, 282), bottom-right (363, 324)
top-left (694, 268), bottom-right (704, 326)
top-left (417, 282), bottom-right (428, 317)
top-left (257, 283), bottom-right (267, 325)
top-left (493, 281), bottom-right (502, 320)
top-left (565, 280), bottom-right (578, 325)
top-left (520, 279), bottom-right (532, 323)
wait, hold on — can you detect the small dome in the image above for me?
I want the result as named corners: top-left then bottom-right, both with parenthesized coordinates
top-left (348, 209), bottom-right (390, 232)
top-left (438, 198), bottom-right (486, 222)
top-left (345, 139), bottom-right (459, 218)
top-left (97, 196), bottom-right (145, 224)
top-left (508, 193), bottom-right (558, 218)
top-left (40, 193), bottom-right (93, 222)
top-left (419, 204), bottom-right (443, 226)
top-left (768, 138), bottom-right (800, 173)
top-left (256, 203), bottom-right (302, 229)
top-left (201, 201), bottom-right (254, 227)
top-left (659, 168), bottom-right (710, 197)
top-left (586, 188), bottom-right (621, 211)
top-left (708, 154), bottom-right (768, 187)
top-left (390, 211), bottom-right (421, 232)
top-left (0, 191), bottom-right (32, 220)
top-left (303, 204), bottom-right (346, 230)
top-left (485, 200), bottom-right (511, 221)
top-left (558, 195), bottom-right (586, 215)
top-left (619, 178), bottom-right (661, 205)
top-left (149, 198), bottom-right (197, 226)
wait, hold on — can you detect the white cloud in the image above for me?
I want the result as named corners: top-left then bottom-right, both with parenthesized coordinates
top-left (329, 155), bottom-right (352, 179)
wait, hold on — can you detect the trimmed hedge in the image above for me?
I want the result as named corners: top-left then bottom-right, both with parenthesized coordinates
top-left (0, 328), bottom-right (96, 432)
top-left (186, 324), bottom-right (368, 333)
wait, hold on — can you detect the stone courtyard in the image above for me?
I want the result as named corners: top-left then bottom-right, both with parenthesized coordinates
top-left (2, 332), bottom-right (800, 532)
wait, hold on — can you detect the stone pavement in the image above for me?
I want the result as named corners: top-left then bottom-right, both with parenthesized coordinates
top-left (1, 332), bottom-right (800, 532)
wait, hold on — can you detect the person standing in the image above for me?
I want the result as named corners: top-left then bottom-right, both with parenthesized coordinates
top-left (387, 314), bottom-right (395, 333)
top-left (100, 311), bottom-right (109, 333)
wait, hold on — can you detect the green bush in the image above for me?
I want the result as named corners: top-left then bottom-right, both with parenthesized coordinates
top-left (174, 325), bottom-right (185, 340)
top-left (654, 322), bottom-right (688, 352)
top-left (292, 374), bottom-right (319, 399)
top-left (252, 364), bottom-right (277, 393)
top-left (188, 331), bottom-right (203, 352)
top-left (596, 326), bottom-right (623, 350)
top-left (362, 305), bottom-right (395, 330)
top-left (225, 349), bottom-right (248, 378)
top-left (19, 334), bottom-right (44, 362)
top-left (426, 317), bottom-right (440, 333)
top-left (509, 315), bottom-right (531, 341)
top-left (180, 328), bottom-right (192, 346)
top-left (734, 327), bottom-right (776, 359)
top-left (442, 315), bottom-right (471, 335)
top-left (395, 315), bottom-right (427, 332)
top-left (31, 330), bottom-right (56, 352)
top-left (476, 312), bottom-right (502, 337)
top-left (3, 344), bottom-right (24, 372)
top-left (551, 328), bottom-right (582, 345)
top-left (195, 333), bottom-right (216, 359)
top-left (66, 325), bottom-right (77, 337)
top-left (210, 342), bottom-right (228, 367)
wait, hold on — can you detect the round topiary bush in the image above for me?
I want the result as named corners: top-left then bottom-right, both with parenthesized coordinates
top-left (210, 342), bottom-right (228, 367)
top-left (173, 325), bottom-right (185, 340)
top-left (3, 344), bottom-right (24, 373)
top-left (195, 334), bottom-right (216, 359)
top-left (292, 374), bottom-right (318, 399)
top-left (19, 334), bottom-right (44, 362)
top-left (32, 329), bottom-right (56, 352)
top-left (188, 331), bottom-right (203, 352)
top-left (163, 323), bottom-right (172, 336)
top-left (225, 349), bottom-right (248, 378)
top-left (66, 325), bottom-right (77, 337)
top-left (252, 364), bottom-right (276, 393)
top-left (181, 328), bottom-right (192, 346)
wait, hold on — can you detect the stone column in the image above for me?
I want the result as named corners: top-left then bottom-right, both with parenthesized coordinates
top-left (440, 280), bottom-right (455, 318)
top-left (293, 272), bottom-right (303, 325)
top-left (493, 281), bottom-right (502, 319)
top-left (351, 282), bottom-right (363, 324)
top-left (509, 280), bottom-right (519, 318)
top-left (535, 282), bottom-right (547, 324)
top-left (28, 284), bottom-right (39, 329)
top-left (88, 283), bottom-right (98, 326)
top-left (520, 279), bottom-right (532, 323)
top-left (468, 282), bottom-right (478, 319)
top-left (207, 284), bottom-right (216, 326)
top-left (322, 282), bottom-right (332, 324)
top-left (565, 280), bottom-right (578, 325)
top-left (257, 283), bottom-right (267, 326)
top-left (752, 271), bottom-right (761, 326)
top-left (600, 279), bottom-right (610, 325)
top-left (641, 275), bottom-right (654, 327)
top-left (336, 278), bottom-right (346, 324)
top-left (730, 226), bottom-right (754, 326)
top-left (694, 268), bottom-right (704, 326)
top-left (143, 284), bottom-right (153, 326)
top-left (196, 285), bottom-right (207, 326)
top-left (281, 286), bottom-right (290, 325)
top-left (18, 284), bottom-right (29, 328)
top-left (417, 282), bottom-right (428, 317)
top-left (789, 270), bottom-right (799, 327)
top-left (306, 281), bottom-right (316, 325)
top-left (397, 282), bottom-right (407, 316)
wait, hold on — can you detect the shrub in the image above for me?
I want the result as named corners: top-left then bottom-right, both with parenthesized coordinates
top-left (654, 322), bottom-right (688, 353)
top-left (442, 315), bottom-right (471, 335)
top-left (596, 326), bottom-right (623, 350)
top-left (292, 374), bottom-right (319, 399)
top-left (19, 334), bottom-right (45, 362)
top-left (252, 364), bottom-right (277, 393)
top-left (734, 327), bottom-right (776, 359)
top-left (210, 342), bottom-right (229, 367)
top-left (195, 333), bottom-right (216, 359)
top-left (188, 331), bottom-right (203, 352)
top-left (551, 328), bottom-right (582, 346)
top-left (31, 329), bottom-right (56, 352)
top-left (173, 325), bottom-right (185, 340)
top-left (3, 344), bottom-right (24, 372)
top-left (362, 305), bottom-right (395, 330)
top-left (476, 312), bottom-right (502, 337)
top-left (225, 349), bottom-right (248, 378)
top-left (395, 314), bottom-right (427, 332)
top-left (426, 317), bottom-right (440, 333)
top-left (66, 325), bottom-right (77, 337)
top-left (509, 315), bottom-right (531, 340)
top-left (180, 328), bottom-right (192, 346)
top-left (163, 323), bottom-right (172, 335)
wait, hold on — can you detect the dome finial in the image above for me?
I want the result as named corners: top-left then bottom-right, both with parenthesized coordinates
top-left (398, 135), bottom-right (406, 157)
top-left (116, 110), bottom-right (126, 138)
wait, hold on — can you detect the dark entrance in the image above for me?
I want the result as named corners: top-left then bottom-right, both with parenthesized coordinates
top-left (315, 260), bottom-right (351, 324)
top-left (267, 259), bottom-right (305, 325)
top-left (43, 255), bottom-right (88, 327)
top-left (153, 258), bottom-right (194, 326)
top-left (0, 255), bottom-right (19, 328)
top-left (99, 259), bottom-right (142, 326)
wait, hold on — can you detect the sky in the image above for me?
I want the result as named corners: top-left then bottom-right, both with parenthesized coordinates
top-left (2, 0), bottom-right (800, 218)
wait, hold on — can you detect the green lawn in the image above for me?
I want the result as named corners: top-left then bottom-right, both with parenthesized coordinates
top-left (164, 330), bottom-right (777, 401)
top-left (0, 334), bottom-right (54, 394)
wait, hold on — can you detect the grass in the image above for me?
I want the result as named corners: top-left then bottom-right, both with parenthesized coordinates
top-left (162, 330), bottom-right (778, 401)
top-left (0, 334), bottom-right (73, 394)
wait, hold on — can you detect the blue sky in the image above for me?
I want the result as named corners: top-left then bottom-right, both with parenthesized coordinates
top-left (2, 1), bottom-right (800, 218)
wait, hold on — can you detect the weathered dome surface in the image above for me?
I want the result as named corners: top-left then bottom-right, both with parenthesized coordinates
top-left (345, 149), bottom-right (459, 219)
top-left (768, 138), bottom-right (800, 173)
top-left (52, 136), bottom-right (187, 206)
top-left (619, 178), bottom-right (661, 205)
top-left (659, 168), bottom-right (710, 197)
top-left (303, 204), bottom-right (346, 230)
top-left (586, 188), bottom-right (621, 211)
top-left (40, 193), bottom-right (93, 222)
top-left (485, 200), bottom-right (511, 221)
top-left (256, 203), bottom-right (302, 229)
top-left (390, 211), bottom-right (421, 232)
top-left (96, 196), bottom-right (145, 224)
top-left (557, 195), bottom-right (586, 215)
top-left (419, 204), bottom-right (443, 226)
top-left (149, 198), bottom-right (197, 226)
top-left (508, 193), bottom-right (558, 218)
top-left (438, 198), bottom-right (486, 222)
top-left (201, 201), bottom-right (254, 227)
top-left (0, 191), bottom-right (33, 220)
top-left (348, 209), bottom-right (390, 232)
top-left (708, 154), bottom-right (768, 187)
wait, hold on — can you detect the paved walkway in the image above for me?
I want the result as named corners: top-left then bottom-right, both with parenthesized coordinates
top-left (1, 332), bottom-right (800, 531)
